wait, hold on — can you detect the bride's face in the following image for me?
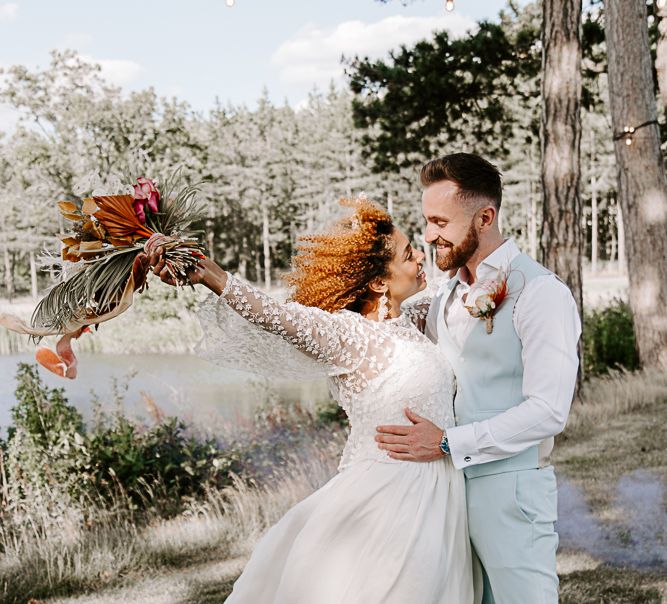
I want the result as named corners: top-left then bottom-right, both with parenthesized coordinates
top-left (384, 228), bottom-right (427, 303)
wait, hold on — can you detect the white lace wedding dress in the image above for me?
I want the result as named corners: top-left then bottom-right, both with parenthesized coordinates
top-left (196, 274), bottom-right (475, 604)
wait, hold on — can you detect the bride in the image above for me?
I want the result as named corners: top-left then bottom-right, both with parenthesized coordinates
top-left (144, 197), bottom-right (474, 603)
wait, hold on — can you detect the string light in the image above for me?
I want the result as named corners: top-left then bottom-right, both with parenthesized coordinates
top-left (445, 0), bottom-right (455, 11)
top-left (613, 120), bottom-right (659, 147)
top-left (658, 0), bottom-right (666, 9)
top-left (225, 0), bottom-right (235, 6)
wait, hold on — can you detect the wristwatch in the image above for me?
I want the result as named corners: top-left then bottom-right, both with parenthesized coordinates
top-left (439, 431), bottom-right (450, 456)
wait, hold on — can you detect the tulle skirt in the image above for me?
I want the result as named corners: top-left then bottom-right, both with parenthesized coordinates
top-left (225, 457), bottom-right (475, 604)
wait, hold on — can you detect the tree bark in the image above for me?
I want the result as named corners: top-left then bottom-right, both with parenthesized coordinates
top-left (540, 0), bottom-right (584, 317)
top-left (591, 180), bottom-right (598, 275)
top-left (617, 202), bottom-right (626, 276)
top-left (540, 0), bottom-right (583, 390)
top-left (655, 1), bottom-right (667, 109)
top-left (605, 0), bottom-right (667, 369)
top-left (29, 249), bottom-right (38, 300)
top-left (262, 201), bottom-right (271, 290)
top-left (529, 141), bottom-right (538, 259)
top-left (3, 245), bottom-right (14, 303)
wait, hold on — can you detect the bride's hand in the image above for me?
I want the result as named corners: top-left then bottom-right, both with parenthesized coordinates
top-left (146, 247), bottom-right (226, 293)
top-left (144, 246), bottom-right (200, 286)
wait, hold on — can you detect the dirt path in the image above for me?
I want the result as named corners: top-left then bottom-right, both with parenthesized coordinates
top-left (45, 558), bottom-right (245, 604)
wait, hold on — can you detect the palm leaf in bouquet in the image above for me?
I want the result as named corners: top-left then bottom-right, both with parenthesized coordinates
top-left (0, 171), bottom-right (207, 379)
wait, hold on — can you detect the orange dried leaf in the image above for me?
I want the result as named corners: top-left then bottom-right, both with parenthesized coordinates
top-left (79, 240), bottom-right (104, 252)
top-left (36, 347), bottom-right (68, 378)
top-left (82, 220), bottom-right (106, 240)
top-left (58, 201), bottom-right (79, 214)
top-left (92, 195), bottom-right (153, 240)
top-left (82, 198), bottom-right (100, 216)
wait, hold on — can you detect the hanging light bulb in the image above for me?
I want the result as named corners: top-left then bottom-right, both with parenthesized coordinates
top-left (445, 0), bottom-right (455, 11)
top-left (225, 0), bottom-right (235, 6)
top-left (622, 126), bottom-right (635, 146)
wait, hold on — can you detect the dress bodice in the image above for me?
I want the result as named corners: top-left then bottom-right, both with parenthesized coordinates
top-left (196, 273), bottom-right (454, 471)
top-left (332, 320), bottom-right (455, 470)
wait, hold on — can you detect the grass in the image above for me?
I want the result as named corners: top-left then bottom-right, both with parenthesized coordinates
top-left (0, 432), bottom-right (345, 604)
top-left (556, 369), bottom-right (667, 511)
top-left (551, 370), bottom-right (667, 603)
top-left (0, 364), bottom-right (664, 603)
top-left (34, 370), bottom-right (667, 603)
top-left (559, 566), bottom-right (666, 603)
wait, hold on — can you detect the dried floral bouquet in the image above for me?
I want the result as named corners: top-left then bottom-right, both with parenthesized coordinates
top-left (0, 172), bottom-right (206, 378)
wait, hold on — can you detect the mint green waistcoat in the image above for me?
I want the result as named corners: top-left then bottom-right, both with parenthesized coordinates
top-left (437, 253), bottom-right (552, 479)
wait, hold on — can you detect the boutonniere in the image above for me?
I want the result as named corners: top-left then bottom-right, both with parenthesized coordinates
top-left (463, 268), bottom-right (509, 334)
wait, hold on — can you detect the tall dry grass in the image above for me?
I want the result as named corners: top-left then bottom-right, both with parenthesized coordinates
top-left (0, 367), bottom-right (664, 603)
top-left (565, 368), bottom-right (667, 437)
top-left (0, 430), bottom-right (344, 604)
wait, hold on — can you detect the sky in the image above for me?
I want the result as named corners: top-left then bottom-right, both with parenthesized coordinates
top-left (0, 0), bottom-right (521, 130)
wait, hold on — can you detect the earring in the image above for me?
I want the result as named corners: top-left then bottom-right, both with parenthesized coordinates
top-left (377, 293), bottom-right (389, 322)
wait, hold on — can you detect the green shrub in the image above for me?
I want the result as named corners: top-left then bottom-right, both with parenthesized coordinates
top-left (3, 363), bottom-right (242, 516)
top-left (314, 398), bottom-right (349, 429)
top-left (583, 299), bottom-right (639, 376)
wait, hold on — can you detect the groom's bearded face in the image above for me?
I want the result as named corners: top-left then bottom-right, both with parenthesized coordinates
top-left (433, 219), bottom-right (479, 272)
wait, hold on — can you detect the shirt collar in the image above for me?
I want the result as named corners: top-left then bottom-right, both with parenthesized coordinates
top-left (455, 238), bottom-right (521, 286)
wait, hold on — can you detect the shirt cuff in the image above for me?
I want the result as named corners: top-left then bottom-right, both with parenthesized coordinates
top-left (446, 423), bottom-right (481, 470)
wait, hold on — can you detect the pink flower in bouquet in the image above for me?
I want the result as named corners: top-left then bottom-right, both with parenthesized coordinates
top-left (132, 177), bottom-right (160, 223)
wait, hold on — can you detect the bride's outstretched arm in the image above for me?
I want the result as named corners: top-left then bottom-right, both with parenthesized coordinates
top-left (147, 252), bottom-right (370, 373)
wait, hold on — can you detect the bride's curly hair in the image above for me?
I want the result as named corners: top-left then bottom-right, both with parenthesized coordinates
top-left (286, 197), bottom-right (395, 313)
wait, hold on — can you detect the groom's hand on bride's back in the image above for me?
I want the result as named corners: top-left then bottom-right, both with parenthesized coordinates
top-left (375, 408), bottom-right (445, 462)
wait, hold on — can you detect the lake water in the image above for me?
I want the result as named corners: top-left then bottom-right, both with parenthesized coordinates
top-left (0, 353), bottom-right (330, 433)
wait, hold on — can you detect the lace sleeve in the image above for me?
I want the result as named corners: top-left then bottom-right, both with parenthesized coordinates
top-left (401, 295), bottom-right (432, 333)
top-left (194, 272), bottom-right (371, 379)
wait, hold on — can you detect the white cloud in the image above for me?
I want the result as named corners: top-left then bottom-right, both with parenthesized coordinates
top-left (81, 55), bottom-right (144, 87)
top-left (59, 33), bottom-right (94, 51)
top-left (271, 13), bottom-right (476, 87)
top-left (0, 2), bottom-right (18, 23)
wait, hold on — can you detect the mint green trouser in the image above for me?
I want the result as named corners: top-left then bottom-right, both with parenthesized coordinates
top-left (466, 466), bottom-right (559, 604)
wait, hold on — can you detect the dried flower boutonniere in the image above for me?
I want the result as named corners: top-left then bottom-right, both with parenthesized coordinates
top-left (463, 268), bottom-right (510, 334)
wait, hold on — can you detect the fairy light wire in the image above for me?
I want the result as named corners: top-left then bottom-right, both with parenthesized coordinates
top-left (613, 119), bottom-right (659, 146)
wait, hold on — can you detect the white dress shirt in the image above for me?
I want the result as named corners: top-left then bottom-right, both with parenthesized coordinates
top-left (442, 239), bottom-right (582, 469)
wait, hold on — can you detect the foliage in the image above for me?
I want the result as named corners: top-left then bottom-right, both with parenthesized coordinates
top-left (347, 18), bottom-right (540, 172)
top-left (314, 398), bottom-right (350, 429)
top-left (9, 363), bottom-right (84, 445)
top-left (2, 363), bottom-right (241, 515)
top-left (583, 299), bottom-right (640, 375)
top-left (0, 2), bottom-right (648, 296)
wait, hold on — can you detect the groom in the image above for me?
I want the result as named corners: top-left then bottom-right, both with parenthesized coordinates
top-left (375, 153), bottom-right (581, 603)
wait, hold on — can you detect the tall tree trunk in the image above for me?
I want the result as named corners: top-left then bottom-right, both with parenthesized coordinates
top-left (206, 208), bottom-right (215, 263)
top-left (3, 245), bottom-right (14, 303)
top-left (540, 0), bottom-right (583, 390)
top-left (605, 0), bottom-right (667, 369)
top-left (591, 176), bottom-right (598, 275)
top-left (29, 249), bottom-right (38, 300)
top-left (529, 141), bottom-right (538, 260)
top-left (655, 1), bottom-right (667, 110)
top-left (590, 130), bottom-right (599, 275)
top-left (617, 202), bottom-right (626, 276)
top-left (239, 236), bottom-right (248, 280)
top-left (262, 201), bottom-right (271, 290)
top-left (540, 0), bottom-right (583, 317)
top-left (254, 250), bottom-right (262, 285)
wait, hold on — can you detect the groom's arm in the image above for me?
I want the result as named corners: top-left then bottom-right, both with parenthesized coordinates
top-left (444, 275), bottom-right (581, 469)
top-left (376, 276), bottom-right (581, 466)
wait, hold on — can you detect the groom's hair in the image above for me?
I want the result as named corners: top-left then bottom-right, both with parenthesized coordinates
top-left (420, 153), bottom-right (502, 210)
